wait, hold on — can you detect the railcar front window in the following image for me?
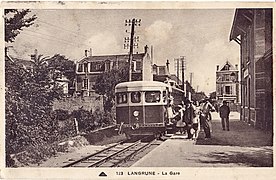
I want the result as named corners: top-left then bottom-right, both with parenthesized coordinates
top-left (145, 91), bottom-right (161, 103)
top-left (131, 91), bottom-right (141, 103)
top-left (116, 92), bottom-right (128, 104)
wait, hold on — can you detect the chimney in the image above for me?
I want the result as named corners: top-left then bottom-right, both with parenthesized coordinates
top-left (144, 45), bottom-right (148, 54)
top-left (235, 64), bottom-right (238, 70)
top-left (34, 49), bottom-right (38, 58)
top-left (85, 50), bottom-right (88, 57)
top-left (31, 49), bottom-right (38, 61)
top-left (151, 45), bottom-right (154, 64)
top-left (166, 59), bottom-right (170, 74)
top-left (216, 65), bottom-right (219, 71)
top-left (89, 48), bottom-right (92, 57)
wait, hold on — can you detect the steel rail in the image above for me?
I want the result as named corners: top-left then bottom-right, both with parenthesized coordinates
top-left (87, 139), bottom-right (144, 167)
top-left (62, 140), bottom-right (126, 168)
top-left (110, 139), bottom-right (156, 167)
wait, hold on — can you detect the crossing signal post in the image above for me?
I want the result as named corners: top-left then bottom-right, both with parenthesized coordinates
top-left (124, 18), bottom-right (141, 81)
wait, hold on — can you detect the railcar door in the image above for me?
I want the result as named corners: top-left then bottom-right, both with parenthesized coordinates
top-left (144, 90), bottom-right (164, 124)
top-left (115, 92), bottom-right (129, 125)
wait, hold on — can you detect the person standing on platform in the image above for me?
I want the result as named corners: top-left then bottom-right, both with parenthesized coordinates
top-left (183, 99), bottom-right (196, 139)
top-left (166, 97), bottom-right (176, 125)
top-left (202, 99), bottom-right (216, 132)
top-left (219, 100), bottom-right (230, 131)
top-left (199, 99), bottom-right (215, 139)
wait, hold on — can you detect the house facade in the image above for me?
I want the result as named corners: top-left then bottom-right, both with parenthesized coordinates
top-left (75, 46), bottom-right (151, 96)
top-left (216, 61), bottom-right (239, 105)
top-left (230, 8), bottom-right (273, 131)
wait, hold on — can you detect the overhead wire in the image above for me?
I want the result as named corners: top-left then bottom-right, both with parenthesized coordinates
top-left (22, 31), bottom-right (81, 47)
top-left (23, 29), bottom-right (89, 47)
top-left (36, 19), bottom-right (89, 39)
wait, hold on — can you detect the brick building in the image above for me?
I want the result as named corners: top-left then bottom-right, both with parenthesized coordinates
top-left (75, 46), bottom-right (151, 96)
top-left (216, 61), bottom-right (239, 106)
top-left (230, 8), bottom-right (273, 131)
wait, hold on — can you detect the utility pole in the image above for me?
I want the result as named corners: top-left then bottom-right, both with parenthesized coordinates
top-left (180, 56), bottom-right (186, 91)
top-left (174, 58), bottom-right (180, 85)
top-left (177, 58), bottom-right (179, 85)
top-left (190, 72), bottom-right (193, 86)
top-left (124, 18), bottom-right (141, 81)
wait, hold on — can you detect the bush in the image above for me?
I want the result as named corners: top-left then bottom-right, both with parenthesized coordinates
top-left (52, 109), bottom-right (70, 121)
top-left (92, 110), bottom-right (114, 128)
top-left (71, 108), bottom-right (114, 132)
top-left (71, 109), bottom-right (95, 132)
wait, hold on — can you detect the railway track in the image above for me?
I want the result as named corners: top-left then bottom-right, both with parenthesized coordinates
top-left (62, 136), bottom-right (156, 168)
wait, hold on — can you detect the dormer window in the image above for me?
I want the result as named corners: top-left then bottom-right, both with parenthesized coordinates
top-left (224, 63), bottom-right (230, 70)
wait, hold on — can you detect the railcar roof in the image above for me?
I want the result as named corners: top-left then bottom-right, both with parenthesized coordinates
top-left (115, 81), bottom-right (168, 89)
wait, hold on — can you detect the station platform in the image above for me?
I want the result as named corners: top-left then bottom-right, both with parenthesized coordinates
top-left (132, 112), bottom-right (273, 167)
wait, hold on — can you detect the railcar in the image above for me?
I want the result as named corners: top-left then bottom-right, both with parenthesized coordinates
top-left (115, 80), bottom-right (185, 138)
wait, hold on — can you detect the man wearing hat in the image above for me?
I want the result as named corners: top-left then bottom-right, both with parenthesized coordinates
top-left (183, 99), bottom-right (196, 139)
top-left (219, 101), bottom-right (230, 131)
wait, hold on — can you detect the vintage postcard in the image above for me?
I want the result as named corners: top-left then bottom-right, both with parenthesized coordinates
top-left (1, 1), bottom-right (275, 179)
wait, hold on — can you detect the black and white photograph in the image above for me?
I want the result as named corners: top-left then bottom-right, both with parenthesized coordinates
top-left (2, 1), bottom-right (275, 179)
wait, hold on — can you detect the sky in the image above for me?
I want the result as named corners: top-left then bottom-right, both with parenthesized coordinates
top-left (7, 8), bottom-right (240, 94)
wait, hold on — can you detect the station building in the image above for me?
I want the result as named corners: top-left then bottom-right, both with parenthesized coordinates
top-left (229, 8), bottom-right (273, 131)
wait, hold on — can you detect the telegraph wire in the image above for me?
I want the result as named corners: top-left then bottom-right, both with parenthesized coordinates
top-left (22, 31), bottom-right (82, 47)
top-left (23, 29), bottom-right (89, 47)
top-left (36, 19), bottom-right (89, 39)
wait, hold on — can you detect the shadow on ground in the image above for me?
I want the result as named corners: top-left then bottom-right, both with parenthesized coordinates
top-left (194, 147), bottom-right (273, 167)
top-left (196, 120), bottom-right (273, 147)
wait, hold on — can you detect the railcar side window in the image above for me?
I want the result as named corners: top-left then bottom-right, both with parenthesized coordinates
top-left (131, 91), bottom-right (141, 103)
top-left (145, 91), bottom-right (161, 103)
top-left (116, 92), bottom-right (128, 104)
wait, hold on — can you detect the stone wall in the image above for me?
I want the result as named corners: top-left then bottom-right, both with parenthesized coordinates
top-left (53, 95), bottom-right (103, 113)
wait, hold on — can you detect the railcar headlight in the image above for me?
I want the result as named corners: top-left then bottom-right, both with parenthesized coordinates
top-left (133, 110), bottom-right (139, 117)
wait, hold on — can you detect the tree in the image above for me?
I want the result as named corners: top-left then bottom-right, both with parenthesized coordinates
top-left (94, 64), bottom-right (128, 112)
top-left (192, 91), bottom-right (207, 102)
top-left (47, 54), bottom-right (76, 88)
top-left (209, 91), bottom-right (216, 100)
top-left (4, 9), bottom-right (37, 42)
top-left (5, 53), bottom-right (63, 155)
top-left (5, 53), bottom-right (65, 166)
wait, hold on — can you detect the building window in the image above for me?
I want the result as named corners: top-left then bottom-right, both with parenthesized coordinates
top-left (105, 61), bottom-right (111, 72)
top-left (83, 78), bottom-right (89, 90)
top-left (225, 86), bottom-right (231, 95)
top-left (90, 62), bottom-right (105, 72)
top-left (84, 63), bottom-right (88, 73)
top-left (77, 64), bottom-right (83, 72)
top-left (225, 74), bottom-right (230, 81)
top-left (132, 61), bottom-right (137, 72)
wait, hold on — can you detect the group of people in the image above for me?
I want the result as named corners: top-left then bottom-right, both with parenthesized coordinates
top-left (166, 97), bottom-right (230, 140)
